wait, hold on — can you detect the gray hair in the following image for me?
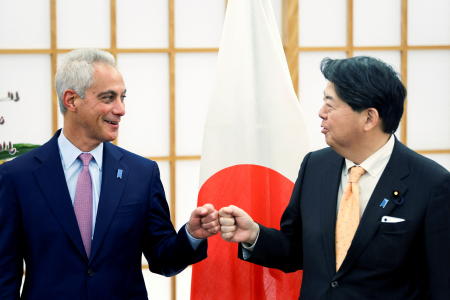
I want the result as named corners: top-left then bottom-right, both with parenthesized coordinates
top-left (55, 48), bottom-right (116, 113)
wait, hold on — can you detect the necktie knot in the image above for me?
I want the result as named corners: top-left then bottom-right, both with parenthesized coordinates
top-left (79, 153), bottom-right (93, 167)
top-left (348, 166), bottom-right (365, 183)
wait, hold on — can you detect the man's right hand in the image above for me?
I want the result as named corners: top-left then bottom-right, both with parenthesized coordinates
top-left (218, 205), bottom-right (259, 245)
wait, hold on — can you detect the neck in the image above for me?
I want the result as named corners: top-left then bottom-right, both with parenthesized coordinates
top-left (62, 120), bottom-right (100, 152)
top-left (338, 132), bottom-right (391, 165)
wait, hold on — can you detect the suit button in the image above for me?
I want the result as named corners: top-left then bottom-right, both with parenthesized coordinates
top-left (87, 268), bottom-right (95, 277)
top-left (331, 281), bottom-right (339, 288)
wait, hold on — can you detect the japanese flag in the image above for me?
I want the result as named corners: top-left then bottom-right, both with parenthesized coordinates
top-left (191, 0), bottom-right (310, 299)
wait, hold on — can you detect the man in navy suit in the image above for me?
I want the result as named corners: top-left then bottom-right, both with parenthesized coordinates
top-left (0, 48), bottom-right (219, 300)
top-left (218, 56), bottom-right (450, 299)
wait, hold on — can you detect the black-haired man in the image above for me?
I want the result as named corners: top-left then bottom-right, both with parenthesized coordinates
top-left (219, 56), bottom-right (450, 299)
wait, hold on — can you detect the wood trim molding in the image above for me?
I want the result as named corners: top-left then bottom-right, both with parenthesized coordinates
top-left (400, 0), bottom-right (408, 144)
top-left (50, 0), bottom-right (58, 134)
top-left (283, 0), bottom-right (299, 94)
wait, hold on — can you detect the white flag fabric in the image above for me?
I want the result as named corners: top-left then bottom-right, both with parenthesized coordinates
top-left (192, 0), bottom-right (310, 299)
top-left (199, 0), bottom-right (309, 186)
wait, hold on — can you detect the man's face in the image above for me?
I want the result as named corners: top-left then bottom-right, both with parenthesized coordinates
top-left (74, 63), bottom-right (126, 145)
top-left (318, 82), bottom-right (366, 150)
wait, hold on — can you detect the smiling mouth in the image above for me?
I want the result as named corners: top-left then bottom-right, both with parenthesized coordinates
top-left (104, 120), bottom-right (119, 125)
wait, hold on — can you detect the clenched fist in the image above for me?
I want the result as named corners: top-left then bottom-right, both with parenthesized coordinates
top-left (219, 205), bottom-right (259, 244)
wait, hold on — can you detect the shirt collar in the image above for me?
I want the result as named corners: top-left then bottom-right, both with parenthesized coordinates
top-left (344, 134), bottom-right (395, 177)
top-left (57, 130), bottom-right (103, 170)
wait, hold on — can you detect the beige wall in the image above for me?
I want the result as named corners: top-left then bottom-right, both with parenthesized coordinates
top-left (0, 0), bottom-right (449, 299)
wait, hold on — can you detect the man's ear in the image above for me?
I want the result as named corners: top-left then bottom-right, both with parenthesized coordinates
top-left (364, 107), bottom-right (380, 131)
top-left (63, 90), bottom-right (79, 112)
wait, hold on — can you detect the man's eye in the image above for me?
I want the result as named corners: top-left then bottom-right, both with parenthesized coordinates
top-left (102, 95), bottom-right (114, 102)
top-left (121, 95), bottom-right (126, 102)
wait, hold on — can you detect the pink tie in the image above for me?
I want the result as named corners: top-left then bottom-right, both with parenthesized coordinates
top-left (74, 153), bottom-right (93, 257)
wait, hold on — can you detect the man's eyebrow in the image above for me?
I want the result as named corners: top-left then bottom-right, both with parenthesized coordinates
top-left (323, 93), bottom-right (334, 100)
top-left (97, 90), bottom-right (117, 97)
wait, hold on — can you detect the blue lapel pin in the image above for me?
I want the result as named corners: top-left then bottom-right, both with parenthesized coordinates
top-left (117, 169), bottom-right (123, 179)
top-left (379, 198), bottom-right (389, 208)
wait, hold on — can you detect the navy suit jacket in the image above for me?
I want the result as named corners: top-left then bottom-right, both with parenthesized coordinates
top-left (242, 139), bottom-right (450, 299)
top-left (0, 130), bottom-right (207, 300)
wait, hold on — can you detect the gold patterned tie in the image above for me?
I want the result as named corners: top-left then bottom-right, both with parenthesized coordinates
top-left (335, 166), bottom-right (365, 271)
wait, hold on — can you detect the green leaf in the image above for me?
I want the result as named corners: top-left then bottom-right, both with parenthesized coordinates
top-left (0, 143), bottom-right (40, 161)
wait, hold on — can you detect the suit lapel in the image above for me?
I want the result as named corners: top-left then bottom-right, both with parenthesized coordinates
top-left (90, 142), bottom-right (128, 262)
top-left (335, 140), bottom-right (409, 278)
top-left (319, 151), bottom-right (345, 278)
top-left (33, 131), bottom-right (87, 260)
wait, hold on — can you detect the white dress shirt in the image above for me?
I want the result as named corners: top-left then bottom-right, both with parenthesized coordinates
top-left (58, 131), bottom-right (103, 238)
top-left (338, 134), bottom-right (395, 216)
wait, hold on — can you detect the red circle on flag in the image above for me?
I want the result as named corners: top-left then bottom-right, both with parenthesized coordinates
top-left (192, 164), bottom-right (302, 300)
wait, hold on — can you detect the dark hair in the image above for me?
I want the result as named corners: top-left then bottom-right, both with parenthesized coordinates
top-left (320, 56), bottom-right (406, 134)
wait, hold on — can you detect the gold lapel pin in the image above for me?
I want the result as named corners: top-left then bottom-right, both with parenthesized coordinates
top-left (392, 190), bottom-right (404, 205)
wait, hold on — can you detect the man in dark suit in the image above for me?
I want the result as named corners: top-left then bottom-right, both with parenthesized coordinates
top-left (0, 48), bottom-right (219, 300)
top-left (218, 56), bottom-right (450, 299)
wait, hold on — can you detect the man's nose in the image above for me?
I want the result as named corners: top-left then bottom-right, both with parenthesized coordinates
top-left (113, 99), bottom-right (125, 116)
top-left (318, 104), bottom-right (327, 120)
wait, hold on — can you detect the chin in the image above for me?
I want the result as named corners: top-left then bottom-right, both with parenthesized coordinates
top-left (102, 133), bottom-right (117, 142)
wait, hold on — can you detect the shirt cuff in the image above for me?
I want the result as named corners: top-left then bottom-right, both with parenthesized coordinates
top-left (185, 224), bottom-right (204, 250)
top-left (241, 228), bottom-right (260, 259)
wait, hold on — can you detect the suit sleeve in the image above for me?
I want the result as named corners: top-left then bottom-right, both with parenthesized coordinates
top-left (424, 172), bottom-right (450, 299)
top-left (0, 164), bottom-right (23, 299)
top-left (240, 152), bottom-right (311, 273)
top-left (142, 162), bottom-right (207, 277)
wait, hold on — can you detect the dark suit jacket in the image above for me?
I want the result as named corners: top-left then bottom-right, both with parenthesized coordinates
top-left (242, 139), bottom-right (450, 300)
top-left (0, 130), bottom-right (207, 300)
